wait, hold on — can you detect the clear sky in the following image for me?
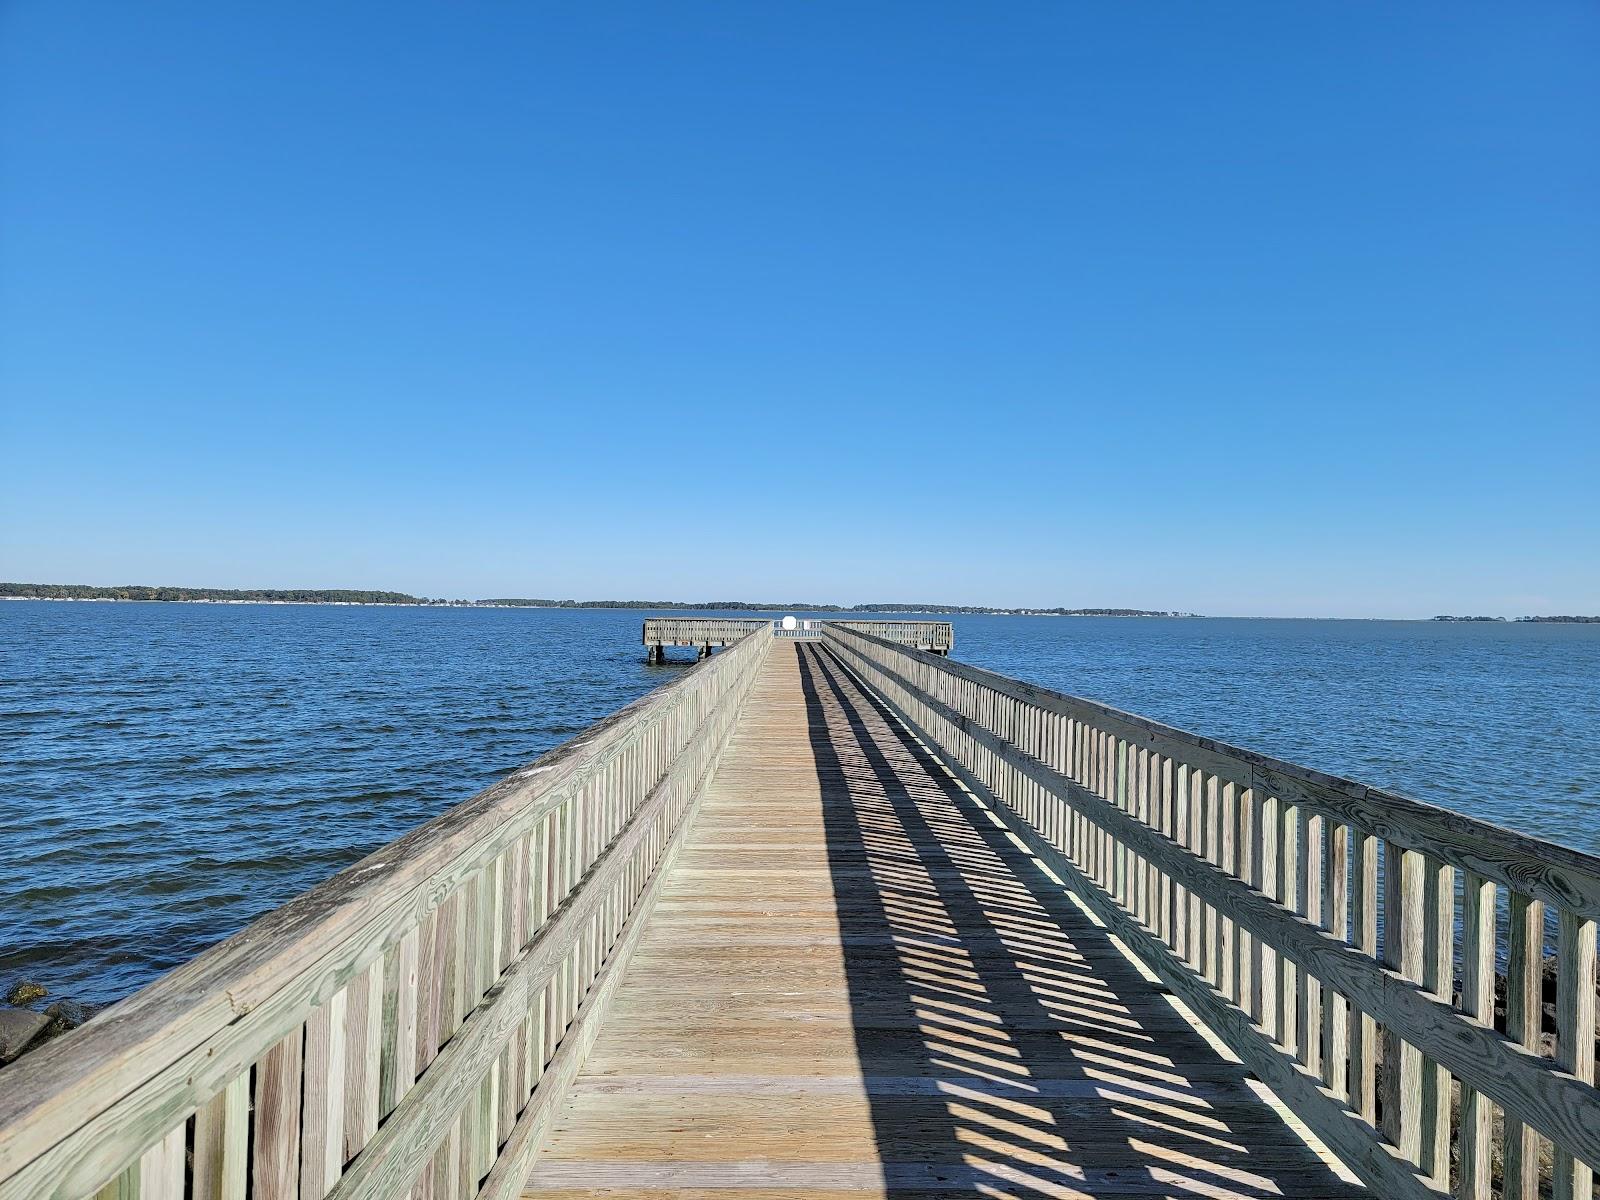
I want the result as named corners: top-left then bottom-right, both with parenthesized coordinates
top-left (2, 3), bottom-right (1596, 617)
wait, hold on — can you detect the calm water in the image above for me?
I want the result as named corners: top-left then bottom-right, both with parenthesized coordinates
top-left (3, 603), bottom-right (1598, 1008)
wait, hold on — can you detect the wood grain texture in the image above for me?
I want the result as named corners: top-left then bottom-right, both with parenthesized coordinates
top-left (253, 1028), bottom-right (304, 1200)
top-left (1456, 873), bottom-right (1495, 1200)
top-left (192, 1075), bottom-right (248, 1200)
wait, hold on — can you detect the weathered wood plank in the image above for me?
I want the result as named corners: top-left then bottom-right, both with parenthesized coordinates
top-left (253, 1028), bottom-right (304, 1200)
top-left (1457, 872), bottom-right (1496, 1200)
top-left (301, 988), bottom-right (348, 1199)
top-left (1502, 891), bottom-right (1545, 1200)
top-left (1554, 909), bottom-right (1597, 1200)
top-left (137, 1127), bottom-right (184, 1200)
top-left (193, 1075), bottom-right (248, 1200)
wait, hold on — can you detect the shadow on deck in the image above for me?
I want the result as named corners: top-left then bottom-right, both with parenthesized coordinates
top-left (523, 641), bottom-right (1363, 1198)
top-left (797, 642), bottom-right (1362, 1199)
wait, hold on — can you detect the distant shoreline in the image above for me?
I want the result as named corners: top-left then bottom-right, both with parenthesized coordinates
top-left (0, 584), bottom-right (1191, 618)
top-left (3, 585), bottom-right (1597, 622)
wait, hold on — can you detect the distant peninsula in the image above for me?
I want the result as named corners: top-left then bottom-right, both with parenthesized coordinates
top-left (0, 582), bottom-right (1191, 617)
top-left (1433, 614), bottom-right (1600, 624)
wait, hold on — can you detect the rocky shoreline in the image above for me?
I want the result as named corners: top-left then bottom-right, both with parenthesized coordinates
top-left (0, 981), bottom-right (95, 1067)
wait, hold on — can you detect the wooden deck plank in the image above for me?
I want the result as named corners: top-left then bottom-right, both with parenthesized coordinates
top-left (522, 644), bottom-right (1363, 1198)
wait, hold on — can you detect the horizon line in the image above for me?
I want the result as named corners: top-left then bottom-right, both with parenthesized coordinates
top-left (3, 582), bottom-right (1597, 624)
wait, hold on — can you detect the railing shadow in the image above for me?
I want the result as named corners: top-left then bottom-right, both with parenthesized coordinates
top-left (794, 643), bottom-right (1364, 1199)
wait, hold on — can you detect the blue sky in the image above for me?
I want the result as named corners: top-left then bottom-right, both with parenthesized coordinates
top-left (2, 3), bottom-right (1595, 617)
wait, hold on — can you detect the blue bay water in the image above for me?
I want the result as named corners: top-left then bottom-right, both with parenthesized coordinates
top-left (2, 602), bottom-right (1597, 1008)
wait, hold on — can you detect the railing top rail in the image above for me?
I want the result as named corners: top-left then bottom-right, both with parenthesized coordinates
top-left (0, 624), bottom-right (774, 1180)
top-left (825, 622), bottom-right (1600, 921)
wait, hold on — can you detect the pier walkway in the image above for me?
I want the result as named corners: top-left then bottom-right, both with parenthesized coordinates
top-left (524, 643), bottom-right (1359, 1198)
top-left (5, 620), bottom-right (1600, 1200)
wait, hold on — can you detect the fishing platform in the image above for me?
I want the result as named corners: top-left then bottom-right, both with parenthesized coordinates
top-left (644, 617), bottom-right (953, 661)
top-left (3, 621), bottom-right (1599, 1200)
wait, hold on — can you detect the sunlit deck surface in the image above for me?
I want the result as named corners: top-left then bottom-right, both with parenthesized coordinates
top-left (523, 643), bottom-right (1362, 1199)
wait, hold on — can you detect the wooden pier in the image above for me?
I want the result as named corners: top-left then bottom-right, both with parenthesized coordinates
top-left (644, 617), bottom-right (952, 661)
top-left (3, 624), bottom-right (1599, 1200)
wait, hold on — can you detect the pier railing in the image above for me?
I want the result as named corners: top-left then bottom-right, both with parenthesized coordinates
top-left (643, 617), bottom-right (953, 655)
top-left (0, 623), bottom-right (774, 1200)
top-left (641, 618), bottom-right (767, 649)
top-left (834, 619), bottom-right (952, 654)
top-left (823, 622), bottom-right (1600, 1200)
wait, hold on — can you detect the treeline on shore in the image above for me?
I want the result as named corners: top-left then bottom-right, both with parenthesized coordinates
top-left (2, 583), bottom-right (427, 604)
top-left (2, 583), bottom-right (1190, 616)
top-left (1433, 614), bottom-right (1600, 623)
top-left (9, 586), bottom-right (1594, 621)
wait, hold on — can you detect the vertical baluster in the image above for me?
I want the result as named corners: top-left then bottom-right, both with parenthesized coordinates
top-left (522, 829), bottom-right (544, 1103)
top-left (1349, 830), bottom-right (1378, 1123)
top-left (1050, 713), bottom-right (1069, 854)
top-left (433, 1119), bottom-right (462, 1200)
top-left (1298, 810), bottom-right (1324, 1075)
top-left (477, 857), bottom-right (503, 1185)
top-left (457, 872), bottom-right (483, 1191)
top-left (1025, 705), bottom-right (1040, 825)
top-left (1137, 745), bottom-right (1154, 927)
top-left (437, 892), bottom-right (462, 1043)
top-left (1076, 718), bottom-right (1090, 867)
top-left (1457, 872), bottom-right (1496, 1200)
top-left (1382, 843), bottom-right (1425, 1164)
top-left (1420, 856), bottom-right (1455, 1186)
top-left (379, 927), bottom-right (420, 1118)
top-left (1115, 738), bottom-right (1129, 907)
top-left (301, 987), bottom-right (348, 1199)
top-left (253, 1027), bottom-right (305, 1200)
top-left (1187, 765), bottom-right (1204, 973)
top-left (1321, 822), bottom-right (1348, 1098)
top-left (1257, 789), bottom-right (1279, 1042)
top-left (1219, 779), bottom-right (1237, 1000)
top-left (1194, 772), bottom-right (1213, 980)
top-left (1277, 804), bottom-right (1300, 1054)
top-left (1101, 730), bottom-right (1114, 891)
top-left (1206, 774), bottom-right (1224, 988)
top-left (1235, 784), bottom-right (1255, 1018)
top-left (1155, 754), bottom-right (1173, 946)
top-left (1171, 763), bottom-right (1190, 962)
top-left (414, 906), bottom-right (441, 1075)
top-left (1502, 890), bottom-right (1545, 1200)
top-left (1075, 720), bottom-right (1088, 870)
top-left (343, 958), bottom-right (383, 1163)
top-left (139, 1126), bottom-right (186, 1199)
top-left (194, 1074), bottom-right (250, 1200)
top-left (1087, 726), bottom-right (1101, 884)
top-left (1554, 908), bottom-right (1597, 1200)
